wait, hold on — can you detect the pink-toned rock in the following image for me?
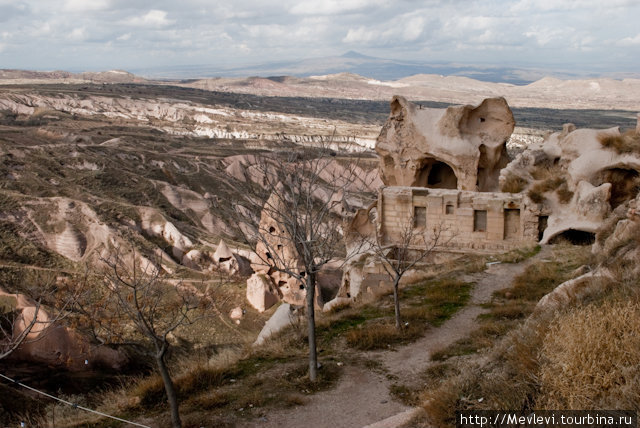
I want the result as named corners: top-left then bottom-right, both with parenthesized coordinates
top-left (0, 287), bottom-right (126, 370)
top-left (229, 306), bottom-right (244, 320)
top-left (246, 273), bottom-right (279, 312)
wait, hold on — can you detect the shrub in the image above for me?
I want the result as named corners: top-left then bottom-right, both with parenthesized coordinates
top-left (556, 183), bottom-right (574, 203)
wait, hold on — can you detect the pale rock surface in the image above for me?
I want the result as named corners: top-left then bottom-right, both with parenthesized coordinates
top-left (540, 181), bottom-right (612, 244)
top-left (537, 192), bottom-right (640, 312)
top-left (376, 96), bottom-right (514, 191)
top-left (213, 239), bottom-right (252, 276)
top-left (322, 297), bottom-right (352, 312)
top-left (229, 306), bottom-right (244, 320)
top-left (254, 303), bottom-right (302, 346)
top-left (246, 273), bottom-right (280, 312)
top-left (501, 116), bottom-right (640, 243)
top-left (139, 207), bottom-right (193, 259)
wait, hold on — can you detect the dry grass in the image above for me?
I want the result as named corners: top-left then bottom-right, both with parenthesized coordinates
top-left (537, 299), bottom-right (640, 410)
top-left (421, 246), bottom-right (595, 426)
top-left (599, 130), bottom-right (640, 154)
top-left (501, 173), bottom-right (528, 193)
top-left (491, 245), bottom-right (541, 264)
top-left (346, 321), bottom-right (424, 350)
top-left (530, 163), bottom-right (564, 181)
top-left (556, 182), bottom-right (574, 203)
top-left (528, 177), bottom-right (566, 204)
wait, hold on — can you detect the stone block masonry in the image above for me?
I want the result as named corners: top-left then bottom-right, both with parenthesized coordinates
top-left (378, 187), bottom-right (541, 253)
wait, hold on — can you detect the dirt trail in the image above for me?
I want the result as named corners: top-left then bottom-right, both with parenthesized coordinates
top-left (240, 247), bottom-right (551, 428)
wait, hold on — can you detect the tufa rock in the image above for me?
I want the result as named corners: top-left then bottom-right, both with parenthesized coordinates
top-left (376, 96), bottom-right (514, 192)
top-left (246, 273), bottom-right (279, 312)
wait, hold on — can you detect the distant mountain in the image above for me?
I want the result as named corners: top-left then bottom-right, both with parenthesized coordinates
top-left (130, 51), bottom-right (627, 85)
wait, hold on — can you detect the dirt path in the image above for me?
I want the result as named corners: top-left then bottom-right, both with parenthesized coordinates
top-left (240, 247), bottom-right (551, 428)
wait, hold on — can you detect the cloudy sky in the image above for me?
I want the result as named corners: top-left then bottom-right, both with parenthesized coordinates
top-left (1, 0), bottom-right (639, 76)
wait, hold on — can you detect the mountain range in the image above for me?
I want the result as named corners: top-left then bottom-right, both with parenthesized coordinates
top-left (129, 51), bottom-right (640, 85)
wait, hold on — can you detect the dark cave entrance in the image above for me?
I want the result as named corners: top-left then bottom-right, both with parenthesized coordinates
top-left (549, 229), bottom-right (595, 246)
top-left (416, 160), bottom-right (457, 189)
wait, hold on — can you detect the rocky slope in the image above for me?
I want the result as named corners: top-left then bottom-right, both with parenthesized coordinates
top-left (0, 88), bottom-right (380, 150)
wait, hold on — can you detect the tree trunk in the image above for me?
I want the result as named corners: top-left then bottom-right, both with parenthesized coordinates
top-left (393, 277), bottom-right (402, 331)
top-left (306, 272), bottom-right (318, 382)
top-left (156, 346), bottom-right (182, 428)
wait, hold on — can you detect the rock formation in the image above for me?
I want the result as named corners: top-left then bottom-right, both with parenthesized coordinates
top-left (0, 287), bottom-right (126, 370)
top-left (245, 190), bottom-right (326, 312)
top-left (254, 303), bottom-right (302, 346)
top-left (500, 118), bottom-right (640, 244)
top-left (376, 96), bottom-right (514, 191)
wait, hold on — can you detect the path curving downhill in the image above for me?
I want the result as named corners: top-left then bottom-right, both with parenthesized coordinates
top-left (240, 247), bottom-right (551, 428)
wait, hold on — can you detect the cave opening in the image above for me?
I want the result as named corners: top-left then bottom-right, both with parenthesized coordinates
top-left (549, 229), bottom-right (595, 246)
top-left (415, 161), bottom-right (457, 189)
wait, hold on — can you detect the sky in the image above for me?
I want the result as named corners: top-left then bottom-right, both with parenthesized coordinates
top-left (1, 0), bottom-right (639, 76)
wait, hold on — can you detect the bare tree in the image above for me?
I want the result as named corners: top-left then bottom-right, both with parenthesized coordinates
top-left (75, 248), bottom-right (208, 428)
top-left (370, 218), bottom-right (444, 330)
top-left (232, 144), bottom-right (371, 381)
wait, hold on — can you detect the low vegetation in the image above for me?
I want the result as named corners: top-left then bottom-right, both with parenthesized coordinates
top-left (538, 299), bottom-right (640, 410)
top-left (416, 241), bottom-right (640, 428)
top-left (527, 176), bottom-right (566, 204)
top-left (599, 130), bottom-right (640, 154)
top-left (501, 173), bottom-right (528, 193)
top-left (23, 260), bottom-right (476, 427)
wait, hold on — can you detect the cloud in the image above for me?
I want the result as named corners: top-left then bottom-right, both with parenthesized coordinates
top-left (0, 2), bottom-right (29, 22)
top-left (68, 27), bottom-right (88, 42)
top-left (618, 34), bottom-right (640, 46)
top-left (0, 0), bottom-right (638, 74)
top-left (524, 27), bottom-right (569, 46)
top-left (122, 10), bottom-right (173, 28)
top-left (63, 0), bottom-right (112, 12)
top-left (511, 0), bottom-right (635, 13)
top-left (403, 17), bottom-right (424, 42)
top-left (290, 0), bottom-right (384, 15)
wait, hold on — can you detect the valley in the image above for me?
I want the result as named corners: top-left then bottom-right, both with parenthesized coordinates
top-left (0, 76), bottom-right (639, 427)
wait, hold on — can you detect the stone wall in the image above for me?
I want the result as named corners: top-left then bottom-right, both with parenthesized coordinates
top-left (378, 186), bottom-right (541, 253)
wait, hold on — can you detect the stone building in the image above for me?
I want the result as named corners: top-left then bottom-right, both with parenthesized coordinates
top-left (362, 95), bottom-right (544, 254)
top-left (378, 187), bottom-right (542, 253)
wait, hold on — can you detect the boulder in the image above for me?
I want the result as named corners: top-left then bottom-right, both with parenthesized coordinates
top-left (254, 304), bottom-right (302, 346)
top-left (229, 306), bottom-right (244, 320)
top-left (246, 273), bottom-right (279, 312)
top-left (213, 239), bottom-right (233, 263)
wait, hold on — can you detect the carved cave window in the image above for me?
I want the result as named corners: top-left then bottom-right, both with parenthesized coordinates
top-left (413, 206), bottom-right (427, 228)
top-left (473, 210), bottom-right (487, 232)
